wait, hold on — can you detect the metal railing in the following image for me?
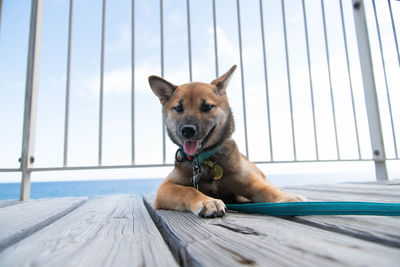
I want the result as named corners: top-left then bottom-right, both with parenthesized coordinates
top-left (0, 0), bottom-right (399, 200)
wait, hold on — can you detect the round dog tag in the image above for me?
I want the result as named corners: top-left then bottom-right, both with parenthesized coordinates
top-left (212, 164), bottom-right (223, 180)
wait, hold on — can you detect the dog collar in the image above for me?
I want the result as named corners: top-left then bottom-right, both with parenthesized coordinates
top-left (176, 145), bottom-right (223, 165)
top-left (176, 145), bottom-right (224, 190)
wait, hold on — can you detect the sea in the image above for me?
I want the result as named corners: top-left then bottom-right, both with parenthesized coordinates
top-left (0, 179), bottom-right (163, 200)
top-left (0, 172), bottom-right (375, 200)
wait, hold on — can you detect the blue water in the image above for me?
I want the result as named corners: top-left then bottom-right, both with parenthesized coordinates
top-left (0, 179), bottom-right (163, 200)
top-left (0, 173), bottom-right (375, 200)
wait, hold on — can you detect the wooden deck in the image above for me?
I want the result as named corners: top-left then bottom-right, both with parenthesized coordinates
top-left (0, 181), bottom-right (399, 266)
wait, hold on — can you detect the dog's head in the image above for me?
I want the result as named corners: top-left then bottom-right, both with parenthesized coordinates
top-left (148, 65), bottom-right (236, 156)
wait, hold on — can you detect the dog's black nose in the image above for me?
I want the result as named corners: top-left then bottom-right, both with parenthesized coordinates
top-left (180, 125), bottom-right (196, 138)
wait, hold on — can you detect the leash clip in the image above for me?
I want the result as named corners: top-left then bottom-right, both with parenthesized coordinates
top-left (192, 162), bottom-right (203, 190)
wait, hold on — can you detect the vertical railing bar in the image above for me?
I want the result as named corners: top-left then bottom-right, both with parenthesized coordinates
top-left (98, 0), bottom-right (106, 166)
top-left (321, 0), bottom-right (340, 160)
top-left (387, 0), bottom-right (400, 69)
top-left (371, 0), bottom-right (398, 158)
top-left (186, 0), bottom-right (192, 82)
top-left (160, 0), bottom-right (164, 78)
top-left (20, 0), bottom-right (43, 200)
top-left (212, 0), bottom-right (219, 77)
top-left (339, 0), bottom-right (361, 159)
top-left (236, 0), bottom-right (249, 158)
top-left (63, 0), bottom-right (74, 167)
top-left (259, 0), bottom-right (273, 161)
top-left (160, 0), bottom-right (166, 163)
top-left (301, 0), bottom-right (319, 160)
top-left (131, 0), bottom-right (135, 164)
top-left (388, 0), bottom-right (400, 159)
top-left (281, 0), bottom-right (297, 161)
top-left (0, 0), bottom-right (3, 35)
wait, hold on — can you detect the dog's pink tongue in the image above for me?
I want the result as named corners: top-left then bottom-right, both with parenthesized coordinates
top-left (184, 141), bottom-right (199, 155)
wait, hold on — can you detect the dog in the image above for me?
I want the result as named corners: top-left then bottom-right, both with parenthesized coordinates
top-left (148, 65), bottom-right (306, 218)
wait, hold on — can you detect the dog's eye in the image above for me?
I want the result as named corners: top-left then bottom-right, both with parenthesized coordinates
top-left (200, 103), bottom-right (214, 113)
top-left (173, 104), bottom-right (184, 113)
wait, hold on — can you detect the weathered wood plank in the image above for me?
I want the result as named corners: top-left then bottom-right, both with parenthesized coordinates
top-left (283, 183), bottom-right (400, 248)
top-left (285, 183), bottom-right (400, 199)
top-left (345, 179), bottom-right (400, 185)
top-left (0, 197), bottom-right (87, 251)
top-left (291, 215), bottom-right (400, 248)
top-left (284, 188), bottom-right (399, 203)
top-left (0, 200), bottom-right (20, 209)
top-left (144, 194), bottom-right (400, 267)
top-left (0, 195), bottom-right (177, 267)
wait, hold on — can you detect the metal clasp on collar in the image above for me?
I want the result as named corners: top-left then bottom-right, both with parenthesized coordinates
top-left (192, 162), bottom-right (203, 190)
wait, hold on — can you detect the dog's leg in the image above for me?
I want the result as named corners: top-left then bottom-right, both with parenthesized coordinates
top-left (243, 172), bottom-right (307, 203)
top-left (155, 180), bottom-right (226, 218)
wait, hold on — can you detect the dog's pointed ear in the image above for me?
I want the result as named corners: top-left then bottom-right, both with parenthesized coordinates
top-left (148, 75), bottom-right (177, 104)
top-left (211, 64), bottom-right (237, 95)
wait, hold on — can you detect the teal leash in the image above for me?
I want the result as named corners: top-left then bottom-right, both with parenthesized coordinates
top-left (226, 202), bottom-right (400, 216)
top-left (178, 148), bottom-right (400, 216)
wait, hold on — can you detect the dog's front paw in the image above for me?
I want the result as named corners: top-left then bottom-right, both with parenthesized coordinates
top-left (192, 197), bottom-right (227, 218)
top-left (276, 192), bottom-right (307, 203)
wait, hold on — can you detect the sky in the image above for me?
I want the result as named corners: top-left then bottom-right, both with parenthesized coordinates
top-left (0, 0), bottom-right (399, 184)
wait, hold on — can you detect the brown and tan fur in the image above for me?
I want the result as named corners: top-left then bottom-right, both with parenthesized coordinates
top-left (148, 65), bottom-right (306, 218)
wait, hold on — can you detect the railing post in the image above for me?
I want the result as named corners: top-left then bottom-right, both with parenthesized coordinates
top-left (352, 0), bottom-right (388, 181)
top-left (0, 0), bottom-right (3, 35)
top-left (20, 0), bottom-right (43, 200)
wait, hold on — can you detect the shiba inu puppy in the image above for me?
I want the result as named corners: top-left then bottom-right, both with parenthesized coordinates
top-left (148, 65), bottom-right (306, 218)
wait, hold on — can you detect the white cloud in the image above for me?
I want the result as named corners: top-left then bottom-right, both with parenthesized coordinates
top-left (104, 68), bottom-right (132, 94)
top-left (73, 64), bottom-right (153, 97)
top-left (70, 25), bottom-right (244, 99)
top-left (213, 26), bottom-right (239, 64)
top-left (72, 63), bottom-right (196, 98)
top-left (106, 27), bottom-right (131, 54)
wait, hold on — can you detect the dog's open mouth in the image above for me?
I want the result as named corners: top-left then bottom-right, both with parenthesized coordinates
top-left (182, 126), bottom-right (216, 155)
top-left (183, 140), bottom-right (199, 155)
